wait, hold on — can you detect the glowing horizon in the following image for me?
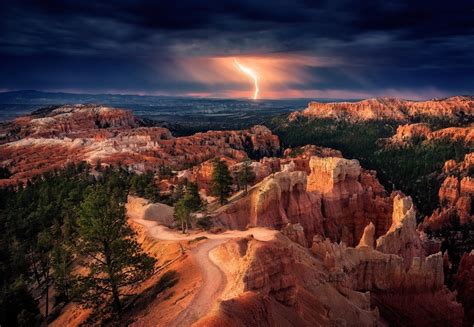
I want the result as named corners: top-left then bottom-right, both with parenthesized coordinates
top-left (233, 58), bottom-right (259, 100)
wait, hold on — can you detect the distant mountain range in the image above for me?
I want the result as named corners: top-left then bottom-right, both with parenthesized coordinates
top-left (0, 90), bottom-right (186, 105)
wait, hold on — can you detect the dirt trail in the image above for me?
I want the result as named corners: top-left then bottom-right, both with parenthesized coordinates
top-left (171, 238), bottom-right (227, 326)
top-left (131, 217), bottom-right (277, 326)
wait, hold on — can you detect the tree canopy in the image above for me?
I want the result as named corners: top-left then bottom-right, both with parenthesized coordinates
top-left (211, 158), bottom-right (233, 205)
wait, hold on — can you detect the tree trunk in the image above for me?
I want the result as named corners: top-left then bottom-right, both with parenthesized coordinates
top-left (220, 193), bottom-right (225, 205)
top-left (45, 270), bottom-right (49, 318)
top-left (111, 284), bottom-right (122, 315)
top-left (30, 254), bottom-right (41, 286)
top-left (104, 243), bottom-right (122, 315)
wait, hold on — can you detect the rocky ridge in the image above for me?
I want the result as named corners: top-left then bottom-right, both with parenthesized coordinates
top-left (0, 105), bottom-right (280, 185)
top-left (421, 153), bottom-right (474, 231)
top-left (385, 123), bottom-right (474, 147)
top-left (215, 156), bottom-right (392, 245)
top-left (289, 96), bottom-right (474, 122)
top-left (200, 194), bottom-right (462, 326)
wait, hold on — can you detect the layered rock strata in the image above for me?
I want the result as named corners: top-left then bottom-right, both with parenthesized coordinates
top-left (289, 96), bottom-right (474, 122)
top-left (215, 156), bottom-right (392, 245)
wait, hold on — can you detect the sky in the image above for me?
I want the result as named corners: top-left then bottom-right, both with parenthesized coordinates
top-left (0, 0), bottom-right (473, 100)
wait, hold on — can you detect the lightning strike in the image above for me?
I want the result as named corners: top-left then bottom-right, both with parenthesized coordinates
top-left (233, 58), bottom-right (259, 100)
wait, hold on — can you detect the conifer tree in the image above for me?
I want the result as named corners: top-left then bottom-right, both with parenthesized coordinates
top-left (211, 158), bottom-right (233, 205)
top-left (75, 183), bottom-right (156, 314)
top-left (173, 182), bottom-right (202, 233)
top-left (237, 159), bottom-right (256, 194)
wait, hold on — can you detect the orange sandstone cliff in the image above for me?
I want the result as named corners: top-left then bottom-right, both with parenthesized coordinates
top-left (289, 96), bottom-right (474, 122)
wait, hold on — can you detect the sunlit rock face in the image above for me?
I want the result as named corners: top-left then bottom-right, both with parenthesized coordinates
top-left (421, 153), bottom-right (474, 232)
top-left (204, 195), bottom-right (463, 326)
top-left (383, 123), bottom-right (474, 148)
top-left (0, 105), bottom-right (281, 186)
top-left (311, 194), bottom-right (464, 326)
top-left (289, 96), bottom-right (474, 122)
top-left (215, 156), bottom-right (392, 245)
top-left (307, 156), bottom-right (392, 246)
top-left (9, 104), bottom-right (138, 139)
top-left (203, 236), bottom-right (381, 327)
top-left (214, 169), bottom-right (325, 241)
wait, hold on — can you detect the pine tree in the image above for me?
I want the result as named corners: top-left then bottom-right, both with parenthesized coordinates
top-left (36, 229), bottom-right (54, 318)
top-left (237, 159), bottom-right (256, 194)
top-left (75, 183), bottom-right (156, 314)
top-left (174, 197), bottom-right (192, 233)
top-left (185, 182), bottom-right (202, 211)
top-left (211, 158), bottom-right (233, 205)
top-left (173, 183), bottom-right (202, 233)
top-left (51, 244), bottom-right (74, 303)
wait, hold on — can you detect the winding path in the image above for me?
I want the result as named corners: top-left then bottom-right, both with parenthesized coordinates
top-left (131, 217), bottom-right (277, 326)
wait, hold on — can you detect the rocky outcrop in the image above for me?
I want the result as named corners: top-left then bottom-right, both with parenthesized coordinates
top-left (290, 96), bottom-right (474, 123)
top-left (205, 236), bottom-right (381, 326)
top-left (282, 144), bottom-right (342, 173)
top-left (214, 169), bottom-right (325, 242)
top-left (357, 222), bottom-right (375, 248)
top-left (422, 154), bottom-right (474, 232)
top-left (281, 223), bottom-right (308, 247)
top-left (201, 190), bottom-right (464, 326)
top-left (376, 195), bottom-right (423, 267)
top-left (11, 104), bottom-right (138, 139)
top-left (125, 196), bottom-right (174, 227)
top-left (215, 156), bottom-right (393, 245)
top-left (385, 123), bottom-right (474, 147)
top-left (431, 126), bottom-right (474, 144)
top-left (311, 194), bottom-right (464, 326)
top-left (307, 157), bottom-right (392, 246)
top-left (454, 251), bottom-right (474, 326)
top-left (0, 106), bottom-right (281, 185)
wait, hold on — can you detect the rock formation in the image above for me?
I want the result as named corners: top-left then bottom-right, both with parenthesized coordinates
top-left (0, 105), bottom-right (281, 185)
top-left (454, 251), bottom-right (474, 326)
top-left (311, 195), bottom-right (464, 326)
top-left (126, 196), bottom-right (174, 227)
top-left (307, 156), bottom-right (392, 245)
top-left (202, 193), bottom-right (464, 326)
top-left (9, 104), bottom-right (138, 139)
top-left (376, 195), bottom-right (423, 267)
top-left (214, 169), bottom-right (325, 242)
top-left (384, 123), bottom-right (474, 147)
top-left (289, 96), bottom-right (474, 122)
top-left (215, 156), bottom-right (392, 245)
top-left (422, 153), bottom-right (474, 231)
top-left (202, 236), bottom-right (381, 326)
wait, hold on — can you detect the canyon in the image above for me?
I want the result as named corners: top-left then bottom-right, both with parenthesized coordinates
top-left (1, 100), bottom-right (472, 326)
top-left (0, 104), bottom-right (279, 186)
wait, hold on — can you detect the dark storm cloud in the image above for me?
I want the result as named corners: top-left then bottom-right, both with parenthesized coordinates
top-left (0, 0), bottom-right (473, 98)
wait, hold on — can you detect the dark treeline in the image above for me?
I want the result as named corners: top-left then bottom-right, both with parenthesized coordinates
top-left (0, 163), bottom-right (158, 326)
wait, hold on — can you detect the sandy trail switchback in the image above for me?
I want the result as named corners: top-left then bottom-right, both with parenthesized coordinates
top-left (132, 217), bottom-right (277, 326)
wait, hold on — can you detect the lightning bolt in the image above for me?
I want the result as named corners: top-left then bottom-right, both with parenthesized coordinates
top-left (233, 58), bottom-right (259, 100)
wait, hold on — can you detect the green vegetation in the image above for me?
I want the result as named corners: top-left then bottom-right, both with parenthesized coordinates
top-left (174, 182), bottom-right (202, 233)
top-left (211, 158), bottom-right (233, 205)
top-left (373, 139), bottom-right (469, 216)
top-left (75, 181), bottom-right (156, 315)
top-left (129, 171), bottom-right (160, 202)
top-left (236, 159), bottom-right (256, 194)
top-left (270, 116), bottom-right (397, 165)
top-left (270, 116), bottom-right (472, 218)
top-left (0, 163), bottom-right (161, 325)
